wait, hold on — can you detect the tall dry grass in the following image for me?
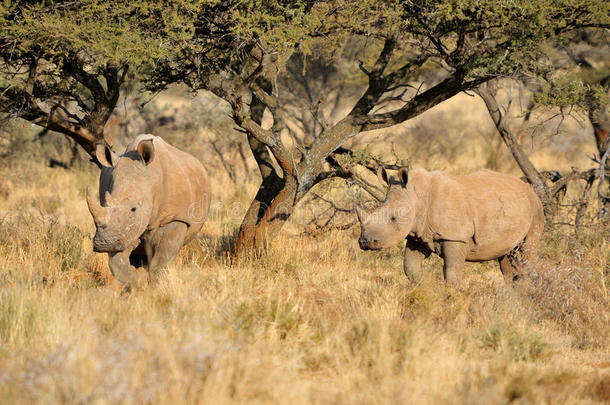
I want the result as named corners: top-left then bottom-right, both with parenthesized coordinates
top-left (0, 93), bottom-right (608, 404)
top-left (0, 158), bottom-right (608, 404)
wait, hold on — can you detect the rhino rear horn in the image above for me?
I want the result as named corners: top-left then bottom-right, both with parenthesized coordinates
top-left (354, 204), bottom-right (364, 223)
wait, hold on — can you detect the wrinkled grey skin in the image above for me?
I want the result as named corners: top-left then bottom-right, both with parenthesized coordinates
top-left (356, 167), bottom-right (544, 285)
top-left (87, 134), bottom-right (210, 290)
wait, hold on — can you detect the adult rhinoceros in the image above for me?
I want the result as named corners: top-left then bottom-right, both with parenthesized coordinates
top-left (87, 134), bottom-right (210, 289)
top-left (356, 167), bottom-right (544, 284)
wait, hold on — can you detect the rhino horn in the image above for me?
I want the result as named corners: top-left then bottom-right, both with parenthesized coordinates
top-left (104, 191), bottom-right (118, 207)
top-left (86, 186), bottom-right (107, 225)
top-left (354, 204), bottom-right (364, 223)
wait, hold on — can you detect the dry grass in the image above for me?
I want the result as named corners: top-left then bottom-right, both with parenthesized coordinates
top-left (0, 93), bottom-right (608, 404)
top-left (0, 159), bottom-right (608, 404)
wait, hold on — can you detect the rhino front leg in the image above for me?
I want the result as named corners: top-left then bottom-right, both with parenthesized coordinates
top-left (441, 241), bottom-right (467, 285)
top-left (108, 250), bottom-right (148, 291)
top-left (147, 221), bottom-right (188, 285)
top-left (403, 238), bottom-right (431, 283)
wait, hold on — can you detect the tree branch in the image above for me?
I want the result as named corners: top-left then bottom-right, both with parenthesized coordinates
top-left (351, 33), bottom-right (398, 116)
top-left (62, 57), bottom-right (107, 105)
top-left (598, 141), bottom-right (610, 202)
top-left (362, 76), bottom-right (490, 131)
top-left (474, 85), bottom-right (546, 190)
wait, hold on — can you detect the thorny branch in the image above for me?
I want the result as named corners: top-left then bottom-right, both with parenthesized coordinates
top-left (596, 141), bottom-right (610, 202)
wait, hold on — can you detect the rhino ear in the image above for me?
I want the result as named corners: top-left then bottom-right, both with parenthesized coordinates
top-left (95, 143), bottom-right (118, 168)
top-left (137, 139), bottom-right (155, 166)
top-left (377, 166), bottom-right (390, 186)
top-left (398, 168), bottom-right (409, 187)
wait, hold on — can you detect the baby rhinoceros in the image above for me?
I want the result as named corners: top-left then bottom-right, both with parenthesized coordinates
top-left (86, 134), bottom-right (210, 289)
top-left (356, 167), bottom-right (544, 284)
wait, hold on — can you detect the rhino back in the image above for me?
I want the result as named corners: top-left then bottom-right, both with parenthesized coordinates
top-left (132, 135), bottom-right (210, 237)
top-left (423, 169), bottom-right (539, 260)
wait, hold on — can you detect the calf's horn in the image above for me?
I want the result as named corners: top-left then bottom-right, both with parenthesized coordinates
top-left (86, 186), bottom-right (107, 225)
top-left (354, 204), bottom-right (364, 222)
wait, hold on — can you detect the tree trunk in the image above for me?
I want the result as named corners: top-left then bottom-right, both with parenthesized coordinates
top-left (586, 83), bottom-right (610, 214)
top-left (475, 86), bottom-right (559, 218)
top-left (475, 87), bottom-right (546, 191)
top-left (591, 114), bottom-right (609, 156)
top-left (586, 79), bottom-right (610, 157)
top-left (235, 86), bottom-right (299, 256)
top-left (235, 136), bottom-right (285, 255)
top-left (236, 176), bottom-right (299, 255)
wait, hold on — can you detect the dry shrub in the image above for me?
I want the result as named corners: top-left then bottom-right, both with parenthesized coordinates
top-left (587, 374), bottom-right (610, 403)
top-left (519, 230), bottom-right (609, 348)
top-left (0, 212), bottom-right (92, 281)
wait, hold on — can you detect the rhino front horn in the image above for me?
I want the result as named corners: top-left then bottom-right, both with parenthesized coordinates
top-left (86, 186), bottom-right (107, 225)
top-left (354, 204), bottom-right (364, 222)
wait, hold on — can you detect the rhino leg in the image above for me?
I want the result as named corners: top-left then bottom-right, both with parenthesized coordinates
top-left (521, 216), bottom-right (543, 268)
top-left (403, 238), bottom-right (431, 283)
top-left (108, 250), bottom-right (148, 291)
top-left (500, 219), bottom-right (543, 284)
top-left (147, 221), bottom-right (188, 285)
top-left (498, 255), bottom-right (517, 283)
top-left (129, 242), bottom-right (148, 268)
top-left (441, 241), bottom-right (467, 285)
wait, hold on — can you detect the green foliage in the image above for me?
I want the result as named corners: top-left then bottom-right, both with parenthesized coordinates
top-left (0, 0), bottom-right (215, 145)
top-left (534, 76), bottom-right (591, 109)
top-left (2, 1), bottom-right (607, 136)
top-left (0, 0), bottom-right (205, 75)
top-left (1, 0), bottom-right (607, 189)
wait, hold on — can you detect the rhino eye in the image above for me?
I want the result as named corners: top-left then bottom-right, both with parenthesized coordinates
top-left (391, 215), bottom-right (397, 222)
top-left (131, 207), bottom-right (137, 212)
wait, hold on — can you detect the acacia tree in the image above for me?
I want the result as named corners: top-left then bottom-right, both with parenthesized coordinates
top-left (0, 0), bottom-right (199, 159)
top-left (543, 28), bottom-right (610, 214)
top-left (474, 26), bottom-right (609, 219)
top-left (151, 0), bottom-right (607, 254)
top-left (3, 1), bottom-right (606, 254)
top-left (551, 28), bottom-right (609, 158)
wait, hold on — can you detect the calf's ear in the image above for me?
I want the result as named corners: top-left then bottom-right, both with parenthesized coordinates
top-left (377, 166), bottom-right (390, 186)
top-left (398, 168), bottom-right (409, 187)
top-left (95, 143), bottom-right (118, 168)
top-left (137, 139), bottom-right (155, 166)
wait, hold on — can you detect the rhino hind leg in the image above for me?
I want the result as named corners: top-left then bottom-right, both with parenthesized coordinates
top-left (498, 255), bottom-right (518, 283)
top-left (147, 221), bottom-right (189, 285)
top-left (441, 241), bottom-right (467, 285)
top-left (521, 215), bottom-right (543, 268)
top-left (500, 219), bottom-right (543, 284)
top-left (403, 238), bottom-right (431, 283)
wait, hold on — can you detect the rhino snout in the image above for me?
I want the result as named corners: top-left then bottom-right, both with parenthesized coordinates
top-left (359, 237), bottom-right (382, 250)
top-left (93, 231), bottom-right (125, 253)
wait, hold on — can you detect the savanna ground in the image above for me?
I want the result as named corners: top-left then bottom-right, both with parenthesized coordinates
top-left (0, 91), bottom-right (608, 404)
